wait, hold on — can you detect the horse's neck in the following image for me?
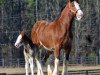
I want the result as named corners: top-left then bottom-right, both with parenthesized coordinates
top-left (24, 43), bottom-right (31, 50)
top-left (57, 3), bottom-right (75, 31)
top-left (23, 36), bottom-right (37, 54)
top-left (23, 36), bottom-right (32, 50)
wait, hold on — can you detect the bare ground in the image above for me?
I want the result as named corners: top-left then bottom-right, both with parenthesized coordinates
top-left (0, 65), bottom-right (100, 74)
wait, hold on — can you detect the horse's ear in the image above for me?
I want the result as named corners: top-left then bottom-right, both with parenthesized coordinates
top-left (21, 31), bottom-right (25, 34)
top-left (21, 29), bottom-right (26, 34)
top-left (75, 0), bottom-right (79, 2)
top-left (70, 0), bottom-right (79, 2)
top-left (74, 0), bottom-right (78, 2)
top-left (70, 0), bottom-right (74, 2)
top-left (20, 31), bottom-right (26, 36)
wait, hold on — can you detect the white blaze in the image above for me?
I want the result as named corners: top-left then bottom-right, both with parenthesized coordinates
top-left (74, 1), bottom-right (83, 20)
top-left (15, 34), bottom-right (22, 48)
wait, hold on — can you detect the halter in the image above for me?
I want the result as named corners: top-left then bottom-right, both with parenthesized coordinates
top-left (69, 1), bottom-right (80, 14)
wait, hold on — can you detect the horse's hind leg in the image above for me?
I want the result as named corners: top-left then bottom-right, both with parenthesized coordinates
top-left (35, 58), bottom-right (44, 75)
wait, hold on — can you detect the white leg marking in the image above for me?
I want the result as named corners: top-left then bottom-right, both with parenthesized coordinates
top-left (47, 65), bottom-right (52, 75)
top-left (53, 58), bottom-right (59, 75)
top-left (29, 58), bottom-right (34, 75)
top-left (25, 61), bottom-right (29, 75)
top-left (62, 60), bottom-right (69, 75)
top-left (36, 58), bottom-right (44, 75)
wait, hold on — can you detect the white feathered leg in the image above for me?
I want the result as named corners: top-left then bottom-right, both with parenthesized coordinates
top-left (53, 58), bottom-right (59, 75)
top-left (47, 64), bottom-right (52, 75)
top-left (29, 58), bottom-right (34, 75)
top-left (25, 61), bottom-right (29, 75)
top-left (36, 58), bottom-right (44, 75)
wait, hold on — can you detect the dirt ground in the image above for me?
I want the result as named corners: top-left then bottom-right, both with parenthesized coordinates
top-left (0, 65), bottom-right (100, 74)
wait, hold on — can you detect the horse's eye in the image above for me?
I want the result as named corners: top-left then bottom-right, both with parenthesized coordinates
top-left (72, 2), bottom-right (75, 7)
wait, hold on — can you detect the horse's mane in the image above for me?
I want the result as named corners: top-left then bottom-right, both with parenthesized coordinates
top-left (55, 0), bottom-right (79, 21)
top-left (24, 33), bottom-right (38, 49)
top-left (55, 5), bottom-right (66, 21)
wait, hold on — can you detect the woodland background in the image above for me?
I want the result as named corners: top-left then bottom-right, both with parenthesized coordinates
top-left (0, 0), bottom-right (100, 66)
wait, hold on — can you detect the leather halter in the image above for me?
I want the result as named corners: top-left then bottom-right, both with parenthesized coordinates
top-left (69, 1), bottom-right (81, 14)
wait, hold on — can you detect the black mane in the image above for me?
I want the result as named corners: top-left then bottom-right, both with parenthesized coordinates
top-left (23, 34), bottom-right (38, 50)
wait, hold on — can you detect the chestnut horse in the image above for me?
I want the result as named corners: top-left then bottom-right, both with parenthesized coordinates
top-left (31, 0), bottom-right (83, 75)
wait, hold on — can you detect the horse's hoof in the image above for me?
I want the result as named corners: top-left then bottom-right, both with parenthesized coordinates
top-left (52, 73), bottom-right (57, 75)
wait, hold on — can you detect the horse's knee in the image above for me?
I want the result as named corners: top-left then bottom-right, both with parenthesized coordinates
top-left (55, 58), bottom-right (59, 64)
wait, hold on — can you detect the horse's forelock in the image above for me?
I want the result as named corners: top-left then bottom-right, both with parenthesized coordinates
top-left (20, 31), bottom-right (26, 37)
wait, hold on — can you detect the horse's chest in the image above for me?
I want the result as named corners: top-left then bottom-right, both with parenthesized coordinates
top-left (62, 34), bottom-right (72, 46)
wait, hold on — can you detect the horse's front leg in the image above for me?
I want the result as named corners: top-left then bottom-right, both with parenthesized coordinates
top-left (29, 58), bottom-right (34, 75)
top-left (53, 47), bottom-right (60, 75)
top-left (62, 52), bottom-right (69, 75)
top-left (47, 64), bottom-right (52, 75)
top-left (25, 60), bottom-right (29, 75)
top-left (35, 58), bottom-right (44, 75)
top-left (62, 46), bottom-right (71, 75)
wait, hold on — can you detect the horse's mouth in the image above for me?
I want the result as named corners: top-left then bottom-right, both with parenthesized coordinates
top-left (15, 44), bottom-right (20, 48)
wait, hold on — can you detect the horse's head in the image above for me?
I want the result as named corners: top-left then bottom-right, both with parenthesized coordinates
top-left (69, 0), bottom-right (83, 20)
top-left (15, 31), bottom-right (25, 48)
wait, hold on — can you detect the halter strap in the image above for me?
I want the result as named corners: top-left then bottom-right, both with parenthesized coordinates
top-left (76, 9), bottom-right (81, 13)
top-left (69, 1), bottom-right (80, 14)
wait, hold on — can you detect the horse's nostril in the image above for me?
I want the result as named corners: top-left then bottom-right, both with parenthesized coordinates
top-left (15, 44), bottom-right (18, 47)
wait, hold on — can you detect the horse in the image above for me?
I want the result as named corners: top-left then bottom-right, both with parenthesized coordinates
top-left (31, 0), bottom-right (83, 75)
top-left (15, 31), bottom-right (50, 75)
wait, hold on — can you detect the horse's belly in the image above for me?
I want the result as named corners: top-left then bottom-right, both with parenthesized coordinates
top-left (40, 41), bottom-right (54, 51)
